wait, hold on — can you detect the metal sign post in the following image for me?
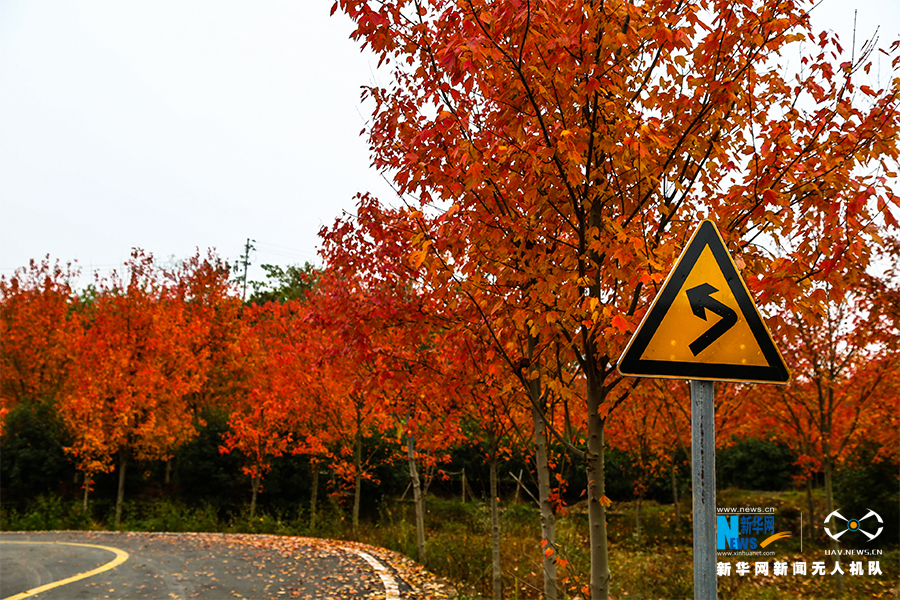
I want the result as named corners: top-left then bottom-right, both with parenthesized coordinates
top-left (691, 379), bottom-right (716, 599)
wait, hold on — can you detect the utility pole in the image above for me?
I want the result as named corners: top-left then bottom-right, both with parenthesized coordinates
top-left (241, 238), bottom-right (255, 302)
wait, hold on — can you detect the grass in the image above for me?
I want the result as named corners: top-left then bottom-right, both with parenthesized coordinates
top-left (2, 489), bottom-right (897, 599)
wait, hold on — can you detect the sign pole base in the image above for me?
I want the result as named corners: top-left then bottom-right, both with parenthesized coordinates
top-left (691, 379), bottom-right (717, 600)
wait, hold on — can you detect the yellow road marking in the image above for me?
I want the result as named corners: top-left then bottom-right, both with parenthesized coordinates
top-left (0, 541), bottom-right (129, 600)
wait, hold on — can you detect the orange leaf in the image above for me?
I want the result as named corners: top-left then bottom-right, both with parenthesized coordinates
top-left (611, 314), bottom-right (630, 333)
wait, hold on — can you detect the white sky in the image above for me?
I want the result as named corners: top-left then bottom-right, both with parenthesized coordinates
top-left (1, 1), bottom-right (898, 289)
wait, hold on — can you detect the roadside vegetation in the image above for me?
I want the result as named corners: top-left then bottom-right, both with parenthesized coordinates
top-left (2, 421), bottom-right (896, 599)
top-left (3, 490), bottom-right (897, 599)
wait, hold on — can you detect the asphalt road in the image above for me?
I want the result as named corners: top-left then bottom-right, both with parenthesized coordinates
top-left (0, 531), bottom-right (426, 600)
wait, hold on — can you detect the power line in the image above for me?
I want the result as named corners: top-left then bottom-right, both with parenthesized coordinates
top-left (254, 242), bottom-right (318, 263)
top-left (255, 241), bottom-right (314, 254)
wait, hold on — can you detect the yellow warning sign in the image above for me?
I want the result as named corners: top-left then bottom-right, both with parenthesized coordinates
top-left (617, 220), bottom-right (789, 383)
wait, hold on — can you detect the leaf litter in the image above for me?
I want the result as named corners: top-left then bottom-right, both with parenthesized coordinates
top-left (114, 530), bottom-right (456, 599)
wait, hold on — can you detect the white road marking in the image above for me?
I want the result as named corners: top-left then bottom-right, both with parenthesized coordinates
top-left (354, 550), bottom-right (400, 600)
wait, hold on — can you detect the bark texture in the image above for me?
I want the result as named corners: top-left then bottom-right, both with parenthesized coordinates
top-left (407, 434), bottom-right (427, 563)
top-left (115, 449), bottom-right (129, 527)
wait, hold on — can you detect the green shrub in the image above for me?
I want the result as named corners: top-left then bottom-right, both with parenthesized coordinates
top-left (609, 548), bottom-right (694, 600)
top-left (170, 409), bottom-right (246, 507)
top-left (501, 501), bottom-right (540, 532)
top-left (0, 400), bottom-right (74, 503)
top-left (427, 528), bottom-right (491, 596)
top-left (429, 496), bottom-right (491, 534)
top-left (220, 505), bottom-right (296, 536)
top-left (10, 495), bottom-right (66, 530)
top-left (116, 499), bottom-right (221, 533)
top-left (834, 443), bottom-right (899, 549)
top-left (373, 502), bottom-right (418, 558)
top-left (2, 495), bottom-right (91, 531)
top-left (718, 437), bottom-right (797, 491)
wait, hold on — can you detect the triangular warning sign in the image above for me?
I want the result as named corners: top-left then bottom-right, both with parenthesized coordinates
top-left (617, 220), bottom-right (790, 384)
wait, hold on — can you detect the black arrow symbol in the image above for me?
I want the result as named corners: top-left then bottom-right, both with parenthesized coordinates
top-left (686, 283), bottom-right (738, 356)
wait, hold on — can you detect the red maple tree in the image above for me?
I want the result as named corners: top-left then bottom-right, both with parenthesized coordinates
top-left (336, 0), bottom-right (900, 595)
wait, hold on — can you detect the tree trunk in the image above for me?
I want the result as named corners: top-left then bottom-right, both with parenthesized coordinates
top-left (407, 434), bottom-right (427, 563)
top-left (671, 462), bottom-right (681, 528)
top-left (823, 456), bottom-right (844, 596)
top-left (528, 336), bottom-right (558, 600)
top-left (352, 418), bottom-right (362, 533)
top-left (115, 449), bottom-right (129, 527)
top-left (82, 476), bottom-right (90, 513)
top-left (532, 395), bottom-right (558, 599)
top-left (310, 459), bottom-right (319, 533)
top-left (514, 469), bottom-right (523, 503)
top-left (250, 473), bottom-right (260, 519)
top-left (635, 495), bottom-right (643, 545)
top-left (164, 458), bottom-right (172, 485)
top-left (461, 468), bottom-right (466, 504)
top-left (805, 477), bottom-right (816, 541)
top-left (489, 451), bottom-right (502, 600)
top-left (586, 378), bottom-right (611, 600)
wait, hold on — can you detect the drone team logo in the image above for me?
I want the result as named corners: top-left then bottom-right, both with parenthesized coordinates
top-left (823, 509), bottom-right (883, 542)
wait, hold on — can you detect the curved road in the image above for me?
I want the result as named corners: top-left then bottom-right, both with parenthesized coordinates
top-left (0, 531), bottom-right (434, 599)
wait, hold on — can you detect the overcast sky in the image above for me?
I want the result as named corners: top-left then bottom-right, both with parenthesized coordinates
top-left (1, 1), bottom-right (898, 289)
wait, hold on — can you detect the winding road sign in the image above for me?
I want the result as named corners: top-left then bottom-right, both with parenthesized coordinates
top-left (617, 219), bottom-right (789, 383)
